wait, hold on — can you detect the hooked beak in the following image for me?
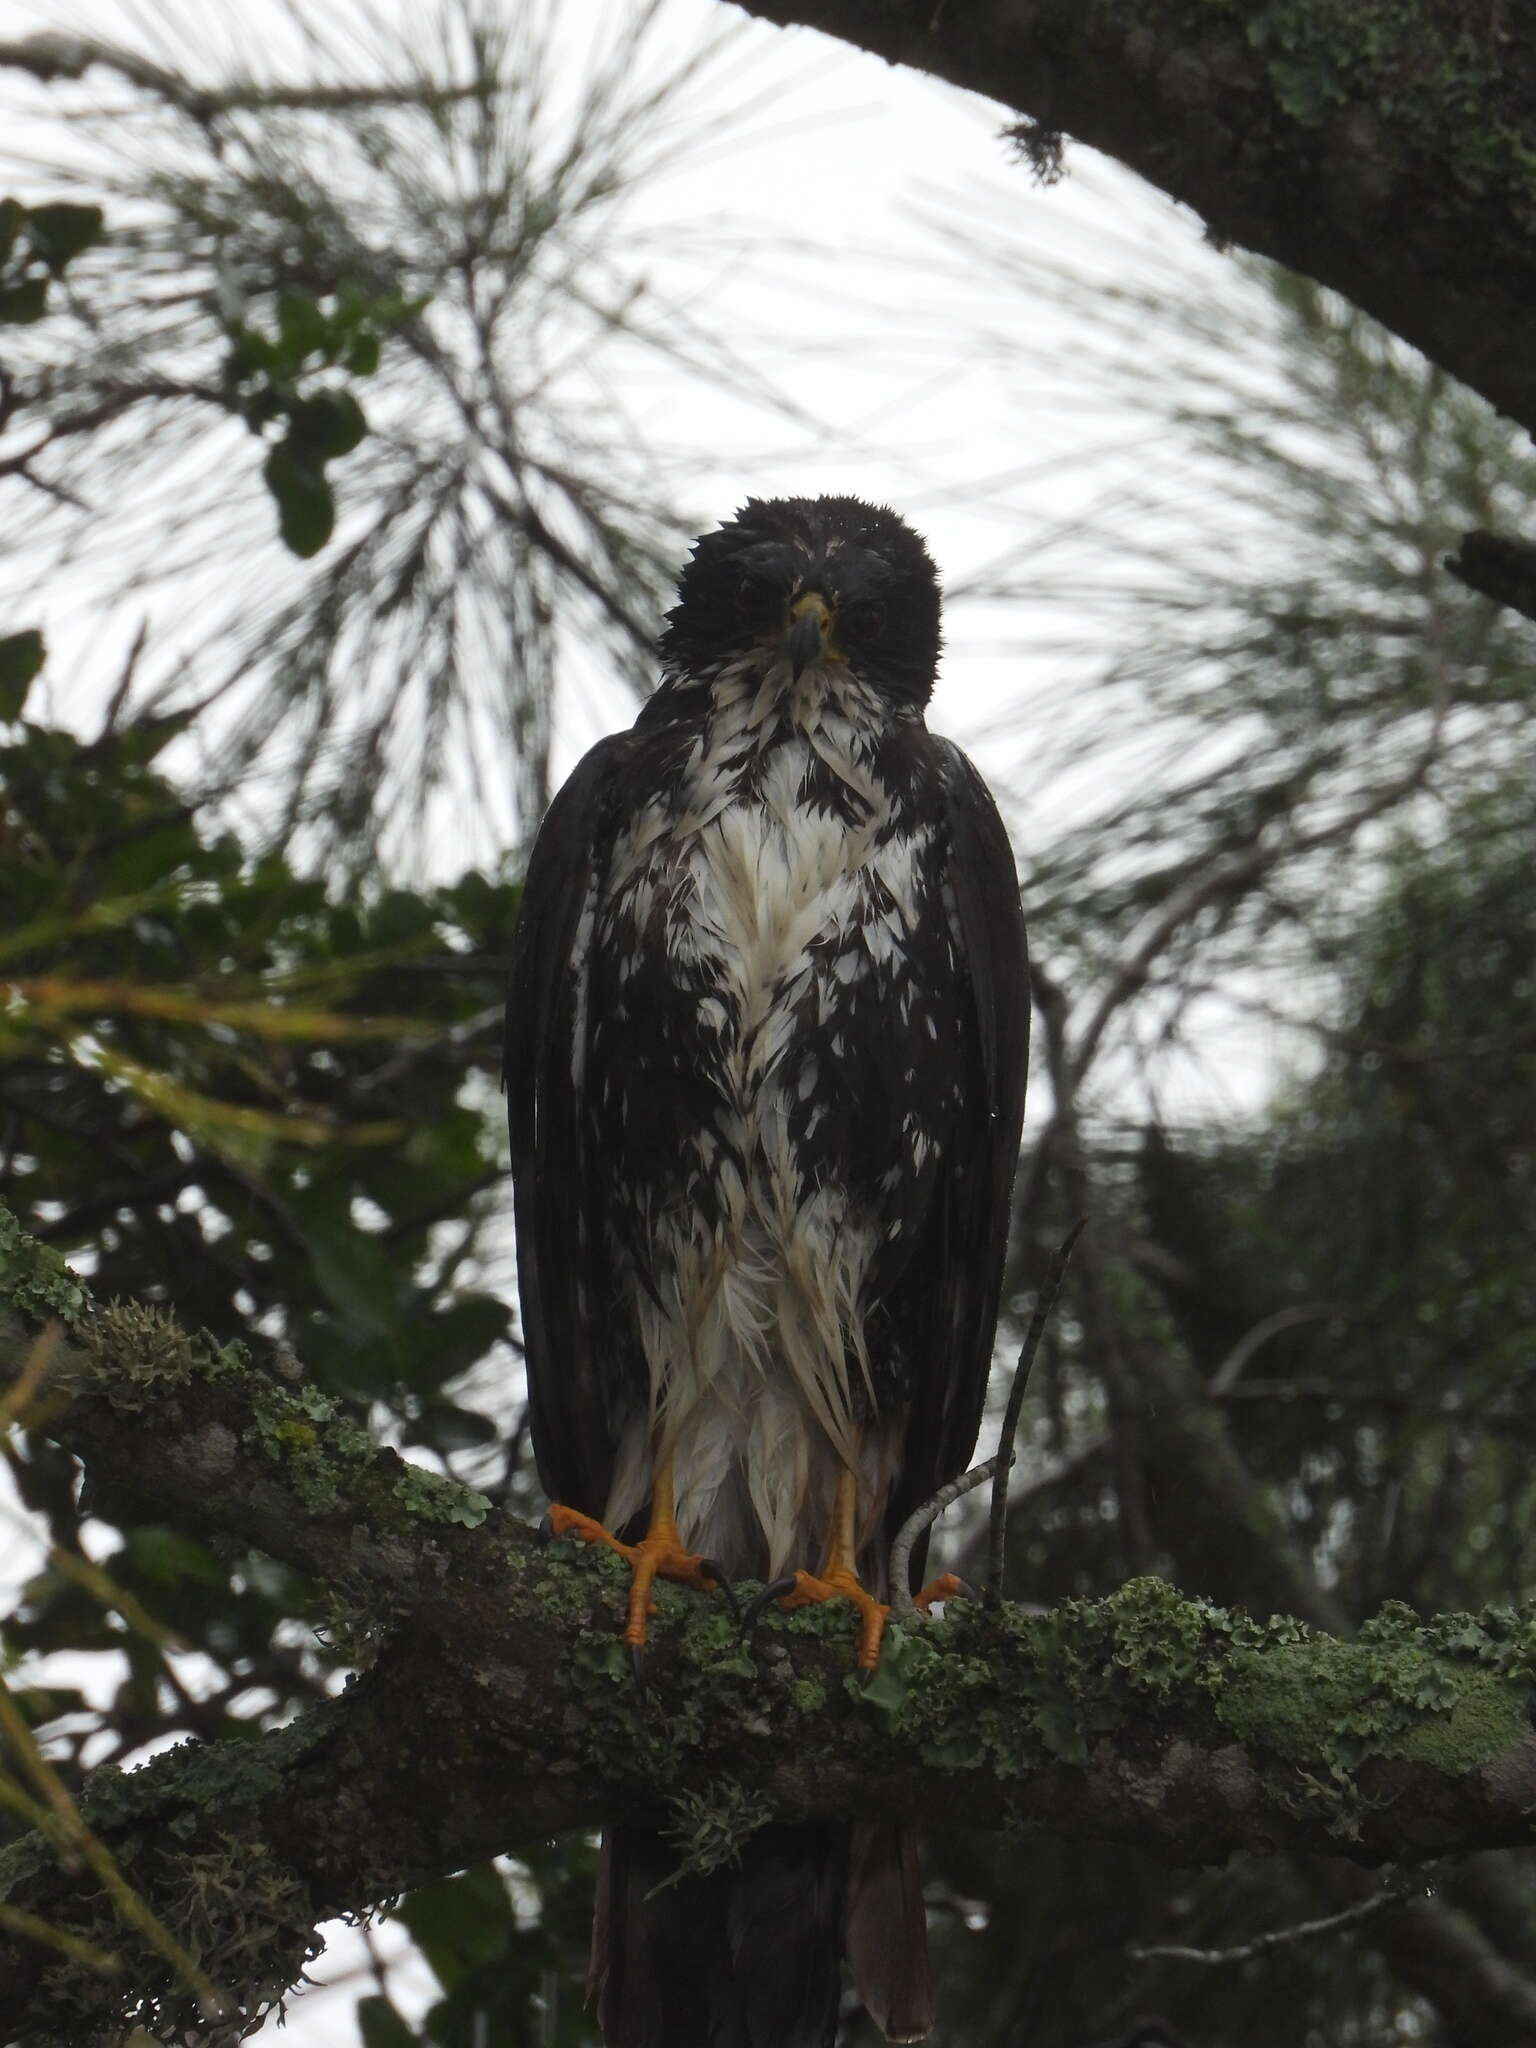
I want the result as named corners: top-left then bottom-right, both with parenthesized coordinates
top-left (784, 590), bottom-right (835, 681)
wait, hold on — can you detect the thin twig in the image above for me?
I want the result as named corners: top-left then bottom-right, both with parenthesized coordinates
top-left (0, 1901), bottom-right (120, 1977)
top-left (1130, 1885), bottom-right (1415, 1967)
top-left (951, 1432), bottom-right (1111, 1585)
top-left (1209, 1302), bottom-right (1348, 1394)
top-left (0, 1667), bottom-right (231, 2019)
top-left (986, 1220), bottom-right (1086, 1605)
top-left (0, 33), bottom-right (480, 121)
top-left (94, 618), bottom-right (150, 744)
top-left (887, 1222), bottom-right (1089, 1619)
top-left (888, 1459), bottom-right (997, 1620)
top-left (0, 1322), bottom-right (61, 1431)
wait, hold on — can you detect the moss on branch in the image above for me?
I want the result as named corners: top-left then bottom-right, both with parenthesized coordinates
top-left (7, 1198), bottom-right (1536, 2037)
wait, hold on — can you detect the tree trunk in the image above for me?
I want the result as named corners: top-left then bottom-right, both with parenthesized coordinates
top-left (727, 0), bottom-right (1536, 437)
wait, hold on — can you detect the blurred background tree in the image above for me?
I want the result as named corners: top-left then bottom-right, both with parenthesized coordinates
top-left (4, 4), bottom-right (1536, 2046)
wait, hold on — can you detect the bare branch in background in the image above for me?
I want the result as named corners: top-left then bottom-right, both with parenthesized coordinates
top-left (1130, 1886), bottom-right (1417, 1969)
top-left (0, 31), bottom-right (482, 119)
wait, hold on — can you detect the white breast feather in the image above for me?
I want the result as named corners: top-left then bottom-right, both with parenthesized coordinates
top-left (603, 658), bottom-right (933, 1576)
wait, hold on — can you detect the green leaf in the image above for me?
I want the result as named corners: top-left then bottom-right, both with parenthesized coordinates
top-left (410, 1294), bottom-right (511, 1388)
top-left (24, 202), bottom-right (104, 275)
top-left (399, 1865), bottom-right (515, 1991)
top-left (403, 1403), bottom-right (500, 1453)
top-left (356, 1994), bottom-right (420, 2048)
top-left (344, 330), bottom-right (380, 376)
top-left (0, 276), bottom-right (47, 326)
top-left (275, 290), bottom-right (329, 365)
top-left (262, 441), bottom-right (335, 558)
top-left (299, 1215), bottom-right (401, 1337)
top-left (226, 322), bottom-right (278, 378)
top-left (859, 1646), bottom-right (912, 1722)
top-left (288, 389), bottom-right (367, 461)
top-left (124, 1527), bottom-right (225, 1587)
top-left (0, 630), bottom-right (44, 719)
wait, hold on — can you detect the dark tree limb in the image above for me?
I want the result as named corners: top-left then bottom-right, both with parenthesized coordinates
top-left (0, 32), bottom-right (481, 121)
top-left (1446, 531), bottom-right (1536, 629)
top-left (726, 0), bottom-right (1536, 438)
top-left (8, 1205), bottom-right (1536, 2038)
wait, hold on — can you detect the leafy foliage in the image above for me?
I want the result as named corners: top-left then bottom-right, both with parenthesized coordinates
top-left (225, 283), bottom-right (425, 557)
top-left (0, 629), bottom-right (44, 717)
top-left (0, 695), bottom-right (524, 1795)
top-left (0, 196), bottom-right (103, 327)
top-left (379, 1845), bottom-right (600, 2047)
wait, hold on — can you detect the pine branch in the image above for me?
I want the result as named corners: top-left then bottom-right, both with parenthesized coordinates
top-left (0, 33), bottom-right (480, 122)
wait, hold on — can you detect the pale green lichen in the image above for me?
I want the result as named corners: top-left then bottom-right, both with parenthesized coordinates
top-left (389, 1462), bottom-right (490, 1528)
top-left (23, 1832), bottom-right (318, 2047)
top-left (664, 1777), bottom-right (772, 1879)
top-left (0, 1709), bottom-right (337, 2043)
top-left (0, 1202), bottom-right (89, 1328)
top-left (840, 1576), bottom-right (1535, 1843)
top-left (79, 1298), bottom-right (222, 1405)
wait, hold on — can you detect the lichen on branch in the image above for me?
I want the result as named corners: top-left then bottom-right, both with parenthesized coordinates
top-left (6, 1200), bottom-right (1536, 2039)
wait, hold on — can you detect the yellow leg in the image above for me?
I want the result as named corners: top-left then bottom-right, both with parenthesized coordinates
top-left (548, 1456), bottom-right (719, 1649)
top-left (777, 1467), bottom-right (890, 1670)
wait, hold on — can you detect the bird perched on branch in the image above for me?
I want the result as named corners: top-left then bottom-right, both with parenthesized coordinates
top-left (505, 495), bottom-right (1028, 2046)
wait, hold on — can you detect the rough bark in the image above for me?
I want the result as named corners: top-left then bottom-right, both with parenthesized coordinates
top-left (726, 0), bottom-right (1536, 439)
top-left (6, 1208), bottom-right (1536, 2038)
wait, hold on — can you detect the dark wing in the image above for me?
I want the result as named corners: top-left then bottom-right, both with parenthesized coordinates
top-left (504, 732), bottom-right (636, 1514)
top-left (882, 738), bottom-right (1029, 1580)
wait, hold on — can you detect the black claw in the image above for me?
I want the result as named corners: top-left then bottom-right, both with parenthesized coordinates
top-left (699, 1561), bottom-right (740, 1622)
top-left (742, 1574), bottom-right (799, 1637)
top-left (536, 1511), bottom-right (554, 1547)
top-left (630, 1643), bottom-right (653, 1690)
top-left (946, 1576), bottom-right (980, 1606)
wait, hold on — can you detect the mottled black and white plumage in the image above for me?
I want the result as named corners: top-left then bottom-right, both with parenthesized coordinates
top-left (505, 496), bottom-right (1028, 2048)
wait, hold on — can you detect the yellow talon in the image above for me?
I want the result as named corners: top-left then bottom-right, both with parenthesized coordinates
top-left (548, 1461), bottom-right (717, 1650)
top-left (773, 1464), bottom-right (890, 1670)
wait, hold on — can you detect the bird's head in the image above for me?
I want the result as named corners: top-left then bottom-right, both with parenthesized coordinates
top-left (658, 495), bottom-right (942, 707)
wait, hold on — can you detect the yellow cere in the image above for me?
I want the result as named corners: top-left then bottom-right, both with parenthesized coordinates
top-left (787, 589), bottom-right (844, 660)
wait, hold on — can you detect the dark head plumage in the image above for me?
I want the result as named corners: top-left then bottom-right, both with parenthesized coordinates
top-left (658, 495), bottom-right (943, 705)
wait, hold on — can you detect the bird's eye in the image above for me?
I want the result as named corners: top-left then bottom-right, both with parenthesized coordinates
top-left (842, 599), bottom-right (886, 638)
top-left (733, 573), bottom-right (766, 616)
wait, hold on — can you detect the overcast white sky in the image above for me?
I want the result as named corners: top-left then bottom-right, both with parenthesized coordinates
top-left (0, 0), bottom-right (1287, 2037)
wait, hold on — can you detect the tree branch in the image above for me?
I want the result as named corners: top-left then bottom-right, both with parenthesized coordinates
top-left (1446, 530), bottom-right (1536, 629)
top-left (0, 33), bottom-right (479, 122)
top-left (726, 1), bottom-right (1536, 435)
top-left (1130, 1883), bottom-right (1414, 1967)
top-left (6, 1203), bottom-right (1536, 2036)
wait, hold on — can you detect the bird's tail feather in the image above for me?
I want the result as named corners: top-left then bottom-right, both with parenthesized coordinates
top-left (847, 1823), bottom-right (934, 2043)
top-left (594, 1821), bottom-right (848, 2048)
top-left (592, 1819), bottom-right (932, 2047)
